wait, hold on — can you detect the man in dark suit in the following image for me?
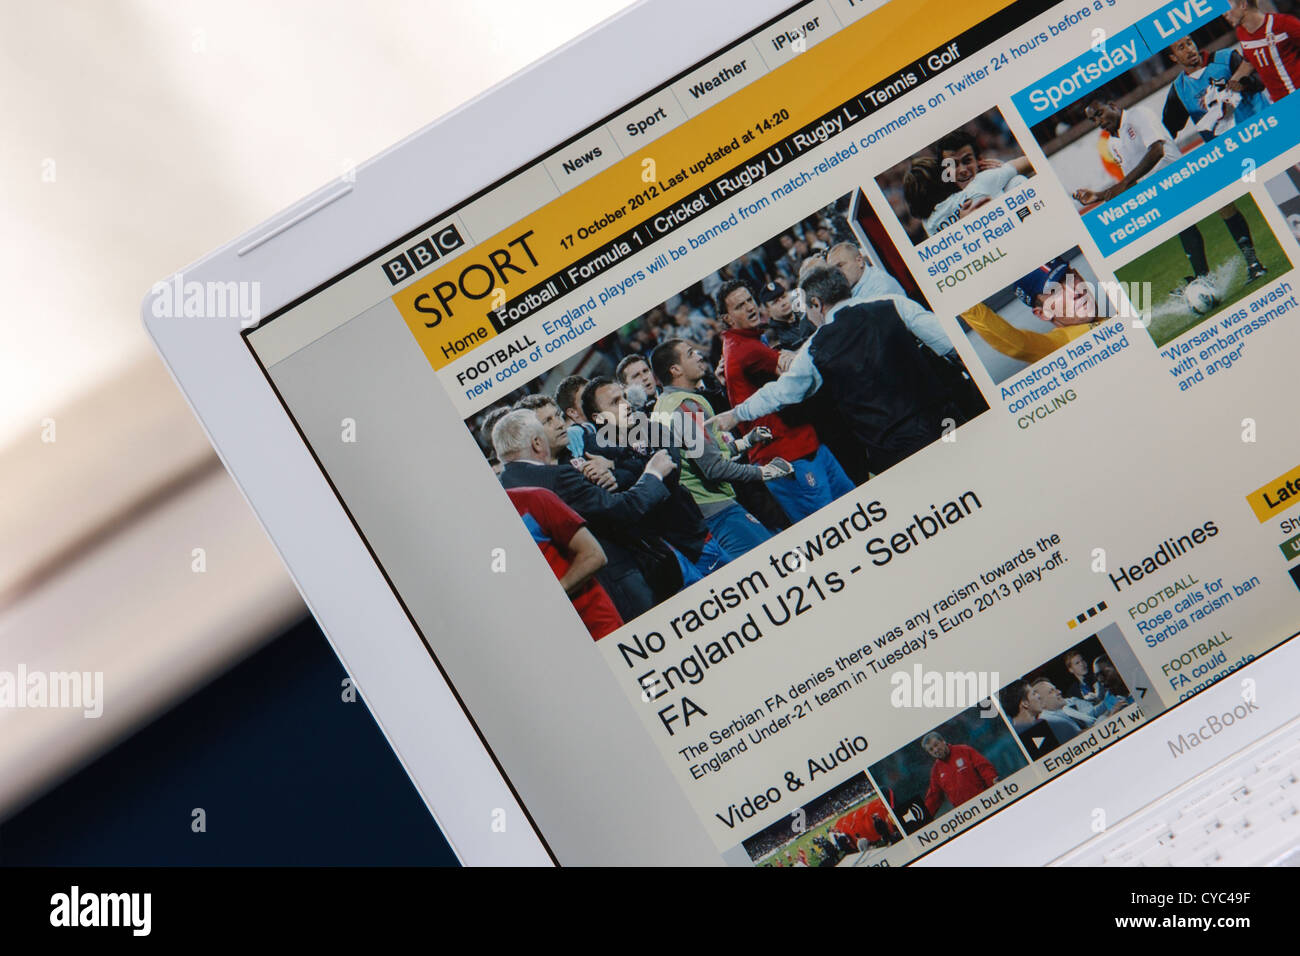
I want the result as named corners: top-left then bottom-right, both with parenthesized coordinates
top-left (710, 267), bottom-right (978, 475)
top-left (492, 408), bottom-right (679, 621)
top-left (579, 378), bottom-right (728, 580)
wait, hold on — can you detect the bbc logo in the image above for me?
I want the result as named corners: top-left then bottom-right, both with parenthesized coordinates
top-left (382, 224), bottom-right (466, 285)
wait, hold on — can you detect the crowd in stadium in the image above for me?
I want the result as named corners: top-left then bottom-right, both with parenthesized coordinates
top-left (467, 198), bottom-right (859, 457)
top-left (746, 775), bottom-right (902, 867)
top-left (473, 196), bottom-right (985, 639)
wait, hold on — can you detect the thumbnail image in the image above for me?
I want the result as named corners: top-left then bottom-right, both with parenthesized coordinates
top-left (998, 632), bottom-right (1137, 761)
top-left (1113, 193), bottom-right (1289, 347)
top-left (465, 190), bottom-right (988, 636)
top-left (958, 245), bottom-right (1107, 385)
top-left (875, 106), bottom-right (1035, 244)
top-left (868, 703), bottom-right (1027, 835)
top-left (742, 772), bottom-right (903, 868)
top-left (1023, 18), bottom-right (1294, 222)
top-left (1264, 162), bottom-right (1300, 241)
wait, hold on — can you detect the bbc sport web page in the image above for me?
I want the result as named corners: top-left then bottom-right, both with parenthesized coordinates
top-left (246, 0), bottom-right (1300, 865)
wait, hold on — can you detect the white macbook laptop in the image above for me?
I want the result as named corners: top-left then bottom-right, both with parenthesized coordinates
top-left (144, 0), bottom-right (1300, 866)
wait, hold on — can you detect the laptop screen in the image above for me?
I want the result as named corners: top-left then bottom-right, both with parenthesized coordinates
top-left (244, 0), bottom-right (1300, 865)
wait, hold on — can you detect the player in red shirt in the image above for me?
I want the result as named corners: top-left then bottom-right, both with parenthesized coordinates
top-left (921, 732), bottom-right (999, 816)
top-left (835, 797), bottom-right (897, 847)
top-left (716, 279), bottom-right (854, 524)
top-left (506, 486), bottom-right (623, 640)
top-left (1227, 1), bottom-right (1300, 103)
top-left (834, 807), bottom-right (870, 843)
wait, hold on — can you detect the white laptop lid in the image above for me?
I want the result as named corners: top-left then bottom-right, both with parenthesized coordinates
top-left (146, 0), bottom-right (1300, 865)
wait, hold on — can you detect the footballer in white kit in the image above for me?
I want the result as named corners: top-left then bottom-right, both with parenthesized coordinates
top-left (1072, 100), bottom-right (1180, 206)
top-left (901, 152), bottom-right (1035, 240)
top-left (924, 163), bottom-right (1030, 235)
top-left (1073, 97), bottom-right (1268, 295)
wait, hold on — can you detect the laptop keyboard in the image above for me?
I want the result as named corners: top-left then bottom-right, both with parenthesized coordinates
top-left (1055, 715), bottom-right (1300, 867)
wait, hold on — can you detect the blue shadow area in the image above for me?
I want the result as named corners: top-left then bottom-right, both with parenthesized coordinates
top-left (0, 616), bottom-right (458, 865)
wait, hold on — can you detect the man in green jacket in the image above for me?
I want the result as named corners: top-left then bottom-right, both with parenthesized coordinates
top-left (649, 337), bottom-right (788, 558)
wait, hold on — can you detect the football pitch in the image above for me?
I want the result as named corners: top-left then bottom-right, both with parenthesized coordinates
top-left (1115, 198), bottom-right (1291, 348)
top-left (756, 820), bottom-right (839, 867)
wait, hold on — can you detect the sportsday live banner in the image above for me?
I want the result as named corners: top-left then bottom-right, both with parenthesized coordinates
top-left (1012, 0), bottom-right (1295, 257)
top-left (387, 0), bottom-right (1028, 384)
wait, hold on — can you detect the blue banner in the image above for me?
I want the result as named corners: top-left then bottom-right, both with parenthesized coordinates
top-left (1012, 24), bottom-right (1151, 121)
top-left (1085, 102), bottom-right (1293, 256)
top-left (1133, 0), bottom-right (1231, 53)
top-left (1011, 0), bottom-right (1230, 122)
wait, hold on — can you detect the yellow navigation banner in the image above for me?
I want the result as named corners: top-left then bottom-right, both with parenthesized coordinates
top-left (1246, 463), bottom-right (1300, 523)
top-left (394, 0), bottom-right (1016, 371)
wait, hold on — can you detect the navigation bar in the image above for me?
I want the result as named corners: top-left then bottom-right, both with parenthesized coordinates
top-left (482, 1), bottom-right (1045, 337)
